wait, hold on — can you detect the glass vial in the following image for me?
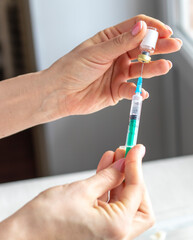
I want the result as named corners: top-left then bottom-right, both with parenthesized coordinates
top-left (138, 27), bottom-right (159, 63)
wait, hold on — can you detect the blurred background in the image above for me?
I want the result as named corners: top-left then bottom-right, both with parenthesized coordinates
top-left (0, 0), bottom-right (192, 183)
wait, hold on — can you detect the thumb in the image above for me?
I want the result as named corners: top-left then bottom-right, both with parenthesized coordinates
top-left (125, 144), bottom-right (146, 185)
top-left (119, 144), bottom-right (146, 215)
top-left (86, 158), bottom-right (125, 199)
top-left (89, 21), bottom-right (147, 62)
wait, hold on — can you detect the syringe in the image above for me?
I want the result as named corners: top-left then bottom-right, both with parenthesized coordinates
top-left (124, 26), bottom-right (159, 156)
top-left (125, 68), bottom-right (143, 156)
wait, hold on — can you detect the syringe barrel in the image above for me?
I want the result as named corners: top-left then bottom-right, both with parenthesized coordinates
top-left (125, 93), bottom-right (142, 155)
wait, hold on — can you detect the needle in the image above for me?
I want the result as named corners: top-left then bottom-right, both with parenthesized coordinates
top-left (140, 63), bottom-right (144, 77)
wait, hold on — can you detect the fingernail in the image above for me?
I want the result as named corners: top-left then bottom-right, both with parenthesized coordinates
top-left (167, 60), bottom-right (173, 69)
top-left (136, 145), bottom-right (146, 158)
top-left (140, 145), bottom-right (146, 158)
top-left (119, 146), bottom-right (126, 150)
top-left (131, 21), bottom-right (143, 36)
top-left (176, 38), bottom-right (183, 46)
top-left (112, 158), bottom-right (125, 173)
top-left (165, 24), bottom-right (173, 35)
top-left (146, 91), bottom-right (149, 99)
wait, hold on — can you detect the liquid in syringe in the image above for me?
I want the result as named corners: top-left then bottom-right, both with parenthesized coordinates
top-left (124, 27), bottom-right (159, 155)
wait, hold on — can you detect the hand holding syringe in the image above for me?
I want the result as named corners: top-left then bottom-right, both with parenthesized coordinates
top-left (125, 27), bottom-right (159, 156)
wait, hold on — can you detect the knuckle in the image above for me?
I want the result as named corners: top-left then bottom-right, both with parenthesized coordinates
top-left (103, 28), bottom-right (113, 39)
top-left (99, 169), bottom-right (115, 184)
top-left (37, 186), bottom-right (57, 198)
top-left (101, 204), bottom-right (130, 240)
top-left (136, 14), bottom-right (147, 20)
top-left (97, 29), bottom-right (109, 41)
top-left (37, 191), bottom-right (46, 199)
top-left (113, 34), bottom-right (127, 47)
top-left (35, 185), bottom-right (64, 203)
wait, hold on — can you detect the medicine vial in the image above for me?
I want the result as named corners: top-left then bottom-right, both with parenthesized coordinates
top-left (138, 27), bottom-right (159, 63)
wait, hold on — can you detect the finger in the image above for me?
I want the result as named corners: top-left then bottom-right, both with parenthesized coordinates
top-left (96, 149), bottom-right (125, 176)
top-left (125, 145), bottom-right (145, 185)
top-left (96, 148), bottom-right (126, 202)
top-left (115, 59), bottom-right (172, 102)
top-left (96, 151), bottom-right (115, 202)
top-left (119, 145), bottom-right (146, 216)
top-left (138, 186), bottom-right (154, 216)
top-left (114, 147), bottom-right (126, 161)
top-left (110, 53), bottom-right (149, 102)
top-left (128, 38), bottom-right (182, 60)
top-left (155, 38), bottom-right (182, 55)
top-left (114, 14), bottom-right (173, 38)
top-left (91, 15), bottom-right (173, 45)
top-left (130, 188), bottom-right (155, 239)
top-left (118, 82), bottom-right (148, 101)
top-left (128, 59), bottom-right (173, 79)
top-left (96, 151), bottom-right (114, 173)
top-left (85, 21), bottom-right (147, 63)
top-left (110, 148), bottom-right (126, 202)
top-left (86, 158), bottom-right (125, 200)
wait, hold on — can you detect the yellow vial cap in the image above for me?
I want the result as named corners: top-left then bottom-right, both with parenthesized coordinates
top-left (138, 54), bottom-right (151, 63)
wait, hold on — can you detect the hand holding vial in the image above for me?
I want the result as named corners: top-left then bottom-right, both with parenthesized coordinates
top-left (37, 15), bottom-right (181, 121)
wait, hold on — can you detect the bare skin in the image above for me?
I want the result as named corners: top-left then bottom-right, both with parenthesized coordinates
top-left (0, 145), bottom-right (154, 240)
top-left (0, 15), bottom-right (182, 138)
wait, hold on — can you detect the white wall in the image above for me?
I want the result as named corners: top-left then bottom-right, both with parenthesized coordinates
top-left (29, 0), bottom-right (165, 175)
top-left (29, 0), bottom-right (141, 70)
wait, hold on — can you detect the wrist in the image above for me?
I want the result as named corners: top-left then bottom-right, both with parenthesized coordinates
top-left (0, 201), bottom-right (47, 240)
top-left (37, 66), bottom-right (69, 123)
top-left (0, 214), bottom-right (29, 240)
